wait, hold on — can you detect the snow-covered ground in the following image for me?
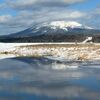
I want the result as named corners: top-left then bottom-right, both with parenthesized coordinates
top-left (0, 42), bottom-right (100, 61)
top-left (0, 42), bottom-right (85, 52)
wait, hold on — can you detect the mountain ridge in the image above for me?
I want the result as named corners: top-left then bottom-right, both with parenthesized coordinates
top-left (0, 21), bottom-right (100, 42)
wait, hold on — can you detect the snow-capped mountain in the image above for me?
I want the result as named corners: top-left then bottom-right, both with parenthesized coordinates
top-left (0, 21), bottom-right (100, 42)
top-left (7, 21), bottom-right (94, 37)
top-left (31, 21), bottom-right (93, 32)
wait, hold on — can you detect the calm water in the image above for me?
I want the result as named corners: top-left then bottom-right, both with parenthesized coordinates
top-left (0, 57), bottom-right (100, 100)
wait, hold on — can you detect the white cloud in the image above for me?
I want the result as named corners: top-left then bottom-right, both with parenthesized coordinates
top-left (0, 15), bottom-right (12, 23)
top-left (69, 11), bottom-right (86, 18)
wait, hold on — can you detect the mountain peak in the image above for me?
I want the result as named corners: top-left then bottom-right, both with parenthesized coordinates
top-left (49, 21), bottom-right (82, 29)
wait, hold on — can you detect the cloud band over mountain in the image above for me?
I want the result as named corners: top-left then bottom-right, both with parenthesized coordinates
top-left (0, 0), bottom-right (100, 35)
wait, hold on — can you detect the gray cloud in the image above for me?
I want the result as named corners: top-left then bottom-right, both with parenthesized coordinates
top-left (7, 0), bottom-right (86, 10)
top-left (80, 6), bottom-right (100, 29)
top-left (93, 6), bottom-right (100, 15)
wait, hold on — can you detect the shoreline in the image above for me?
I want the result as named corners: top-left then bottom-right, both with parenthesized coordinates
top-left (0, 42), bottom-right (100, 61)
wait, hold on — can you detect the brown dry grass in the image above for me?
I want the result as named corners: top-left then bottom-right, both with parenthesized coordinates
top-left (19, 43), bottom-right (100, 49)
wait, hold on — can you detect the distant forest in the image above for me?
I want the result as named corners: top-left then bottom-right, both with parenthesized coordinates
top-left (0, 34), bottom-right (100, 43)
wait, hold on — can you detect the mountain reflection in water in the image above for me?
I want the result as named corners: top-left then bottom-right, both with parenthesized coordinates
top-left (0, 57), bottom-right (100, 100)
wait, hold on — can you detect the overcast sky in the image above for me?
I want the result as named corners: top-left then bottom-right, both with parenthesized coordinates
top-left (0, 0), bottom-right (100, 35)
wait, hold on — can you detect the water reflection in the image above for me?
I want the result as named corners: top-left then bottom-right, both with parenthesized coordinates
top-left (0, 57), bottom-right (100, 100)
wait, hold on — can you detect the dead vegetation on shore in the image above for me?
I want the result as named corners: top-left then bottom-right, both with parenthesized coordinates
top-left (12, 43), bottom-right (100, 61)
top-left (0, 43), bottom-right (100, 61)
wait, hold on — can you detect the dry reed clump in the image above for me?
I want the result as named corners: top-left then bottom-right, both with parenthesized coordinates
top-left (77, 54), bottom-right (89, 61)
